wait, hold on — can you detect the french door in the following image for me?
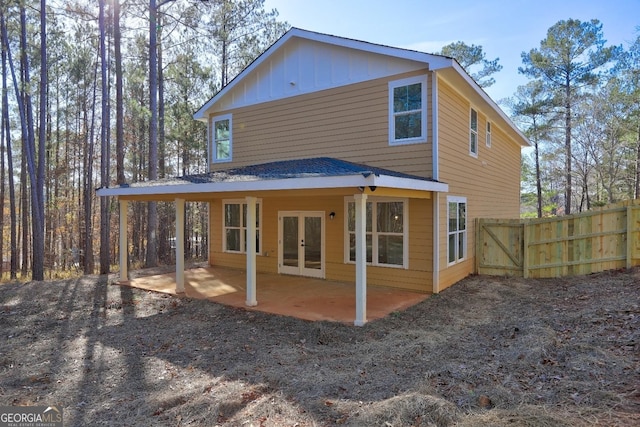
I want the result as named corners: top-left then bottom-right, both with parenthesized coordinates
top-left (279, 211), bottom-right (324, 278)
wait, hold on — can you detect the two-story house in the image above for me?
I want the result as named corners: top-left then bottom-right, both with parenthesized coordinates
top-left (98, 28), bottom-right (529, 325)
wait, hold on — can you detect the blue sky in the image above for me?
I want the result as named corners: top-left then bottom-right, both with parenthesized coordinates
top-left (263, 0), bottom-right (639, 103)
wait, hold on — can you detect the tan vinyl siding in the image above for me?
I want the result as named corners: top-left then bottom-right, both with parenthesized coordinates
top-left (209, 71), bottom-right (434, 179)
top-left (436, 78), bottom-right (522, 291)
top-left (208, 190), bottom-right (433, 293)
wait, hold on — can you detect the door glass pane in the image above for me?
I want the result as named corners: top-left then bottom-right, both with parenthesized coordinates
top-left (283, 216), bottom-right (298, 267)
top-left (304, 216), bottom-right (322, 270)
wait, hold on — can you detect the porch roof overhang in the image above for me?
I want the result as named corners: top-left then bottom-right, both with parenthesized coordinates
top-left (96, 157), bottom-right (448, 200)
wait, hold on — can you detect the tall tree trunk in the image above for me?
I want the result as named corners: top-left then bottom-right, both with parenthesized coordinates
top-left (35, 0), bottom-right (46, 279)
top-left (114, 0), bottom-right (125, 186)
top-left (564, 80), bottom-right (572, 215)
top-left (146, 0), bottom-right (158, 268)
top-left (99, 0), bottom-right (110, 274)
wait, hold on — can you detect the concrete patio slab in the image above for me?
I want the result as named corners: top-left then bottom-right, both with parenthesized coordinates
top-left (120, 266), bottom-right (429, 324)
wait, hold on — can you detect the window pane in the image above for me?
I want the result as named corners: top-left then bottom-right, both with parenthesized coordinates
top-left (348, 203), bottom-right (355, 232)
top-left (395, 113), bottom-right (421, 139)
top-left (215, 119), bottom-right (229, 140)
top-left (393, 86), bottom-right (408, 113)
top-left (349, 233), bottom-right (373, 263)
top-left (377, 202), bottom-right (403, 233)
top-left (393, 83), bottom-right (421, 113)
top-left (470, 109), bottom-right (477, 131)
top-left (458, 203), bottom-right (466, 230)
top-left (217, 140), bottom-right (230, 160)
top-left (348, 202), bottom-right (373, 232)
top-left (378, 235), bottom-right (403, 265)
top-left (225, 204), bottom-right (240, 227)
top-left (448, 234), bottom-right (456, 263)
top-left (458, 232), bottom-right (465, 260)
top-left (448, 202), bottom-right (458, 232)
top-left (407, 83), bottom-right (422, 110)
top-left (470, 133), bottom-right (477, 154)
top-left (226, 229), bottom-right (241, 251)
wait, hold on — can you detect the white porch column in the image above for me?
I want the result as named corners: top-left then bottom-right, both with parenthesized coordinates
top-left (354, 193), bottom-right (368, 326)
top-left (245, 196), bottom-right (258, 306)
top-left (119, 199), bottom-right (128, 282)
top-left (175, 198), bottom-right (185, 293)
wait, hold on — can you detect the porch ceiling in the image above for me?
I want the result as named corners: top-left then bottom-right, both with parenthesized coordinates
top-left (121, 266), bottom-right (429, 324)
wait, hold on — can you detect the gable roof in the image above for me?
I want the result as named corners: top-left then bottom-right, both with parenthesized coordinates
top-left (193, 27), bottom-right (528, 147)
top-left (96, 157), bottom-right (448, 198)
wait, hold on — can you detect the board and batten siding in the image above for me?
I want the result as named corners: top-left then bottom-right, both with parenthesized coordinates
top-left (208, 71), bottom-right (435, 179)
top-left (208, 191), bottom-right (434, 293)
top-left (436, 78), bottom-right (522, 291)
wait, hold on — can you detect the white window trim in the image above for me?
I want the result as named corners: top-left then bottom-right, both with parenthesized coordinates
top-left (469, 108), bottom-right (478, 157)
top-left (211, 113), bottom-right (233, 163)
top-left (222, 199), bottom-right (262, 254)
top-left (388, 75), bottom-right (428, 145)
top-left (486, 121), bottom-right (492, 148)
top-left (447, 196), bottom-right (467, 265)
top-left (343, 196), bottom-right (409, 269)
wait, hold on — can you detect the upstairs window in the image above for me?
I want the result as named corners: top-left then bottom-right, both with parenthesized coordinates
top-left (389, 76), bottom-right (427, 144)
top-left (469, 108), bottom-right (478, 157)
top-left (486, 121), bottom-right (492, 148)
top-left (212, 114), bottom-right (232, 163)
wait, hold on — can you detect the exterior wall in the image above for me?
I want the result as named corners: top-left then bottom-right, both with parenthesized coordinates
top-left (436, 78), bottom-right (522, 291)
top-left (208, 190), bottom-right (434, 293)
top-left (208, 70), bottom-right (434, 179)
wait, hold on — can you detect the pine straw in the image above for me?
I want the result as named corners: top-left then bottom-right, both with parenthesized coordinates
top-left (0, 267), bottom-right (638, 426)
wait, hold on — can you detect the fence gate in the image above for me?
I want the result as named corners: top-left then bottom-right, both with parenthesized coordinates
top-left (475, 219), bottom-right (524, 276)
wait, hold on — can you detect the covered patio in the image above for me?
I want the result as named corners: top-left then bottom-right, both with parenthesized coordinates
top-left (119, 265), bottom-right (429, 323)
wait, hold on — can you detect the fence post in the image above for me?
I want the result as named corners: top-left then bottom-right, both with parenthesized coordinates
top-left (475, 218), bottom-right (481, 274)
top-left (523, 220), bottom-right (529, 279)
top-left (627, 205), bottom-right (633, 270)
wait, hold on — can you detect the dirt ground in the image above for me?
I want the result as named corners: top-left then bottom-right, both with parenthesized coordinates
top-left (0, 267), bottom-right (638, 427)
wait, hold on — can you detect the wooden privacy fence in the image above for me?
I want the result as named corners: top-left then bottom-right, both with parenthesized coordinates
top-left (476, 200), bottom-right (640, 278)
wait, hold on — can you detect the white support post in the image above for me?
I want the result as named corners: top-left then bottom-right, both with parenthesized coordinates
top-left (354, 193), bottom-right (368, 326)
top-left (245, 196), bottom-right (258, 306)
top-left (175, 198), bottom-right (185, 293)
top-left (119, 200), bottom-right (128, 282)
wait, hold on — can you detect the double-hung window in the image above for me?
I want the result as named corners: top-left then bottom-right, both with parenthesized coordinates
top-left (345, 198), bottom-right (407, 268)
top-left (447, 197), bottom-right (467, 264)
top-left (211, 114), bottom-right (232, 163)
top-left (470, 108), bottom-right (478, 156)
top-left (389, 76), bottom-right (427, 144)
top-left (223, 200), bottom-right (261, 253)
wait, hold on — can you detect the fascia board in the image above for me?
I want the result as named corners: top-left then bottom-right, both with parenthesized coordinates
top-left (371, 175), bottom-right (449, 193)
top-left (96, 173), bottom-right (448, 198)
top-left (97, 174), bottom-right (377, 197)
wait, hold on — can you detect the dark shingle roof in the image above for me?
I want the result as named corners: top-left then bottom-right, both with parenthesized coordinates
top-left (127, 157), bottom-right (438, 188)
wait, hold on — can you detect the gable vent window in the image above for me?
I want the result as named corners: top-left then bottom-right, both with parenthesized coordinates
top-left (211, 114), bottom-right (232, 163)
top-left (389, 76), bottom-right (427, 145)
